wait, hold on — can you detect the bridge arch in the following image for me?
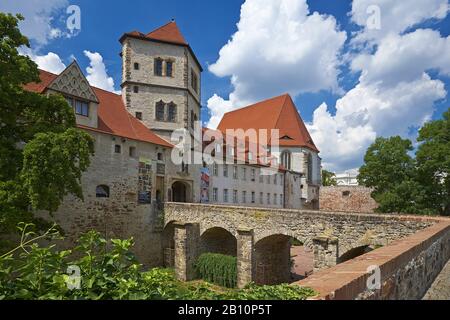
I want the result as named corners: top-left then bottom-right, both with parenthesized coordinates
top-left (338, 245), bottom-right (373, 264)
top-left (199, 227), bottom-right (237, 257)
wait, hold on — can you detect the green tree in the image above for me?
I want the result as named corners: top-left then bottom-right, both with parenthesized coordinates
top-left (416, 108), bottom-right (450, 216)
top-left (0, 13), bottom-right (94, 238)
top-left (321, 169), bottom-right (337, 186)
top-left (358, 136), bottom-right (429, 214)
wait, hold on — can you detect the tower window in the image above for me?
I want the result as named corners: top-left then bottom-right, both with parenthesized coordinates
top-left (191, 69), bottom-right (198, 93)
top-left (166, 61), bottom-right (173, 77)
top-left (167, 102), bottom-right (177, 122)
top-left (115, 145), bottom-right (121, 153)
top-left (96, 185), bottom-right (110, 198)
top-left (155, 100), bottom-right (165, 121)
top-left (134, 62), bottom-right (139, 70)
top-left (129, 146), bottom-right (136, 158)
top-left (154, 58), bottom-right (163, 76)
top-left (133, 86), bottom-right (139, 93)
top-left (157, 153), bottom-right (163, 161)
top-left (135, 112), bottom-right (142, 120)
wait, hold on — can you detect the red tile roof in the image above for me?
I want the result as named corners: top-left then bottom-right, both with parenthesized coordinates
top-left (24, 69), bottom-right (172, 148)
top-left (145, 21), bottom-right (188, 45)
top-left (217, 94), bottom-right (319, 152)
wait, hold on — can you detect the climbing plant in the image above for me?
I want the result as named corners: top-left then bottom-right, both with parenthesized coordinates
top-left (195, 253), bottom-right (237, 288)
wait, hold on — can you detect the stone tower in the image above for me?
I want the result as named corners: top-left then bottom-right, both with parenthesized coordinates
top-left (119, 21), bottom-right (202, 143)
top-left (119, 21), bottom-right (203, 203)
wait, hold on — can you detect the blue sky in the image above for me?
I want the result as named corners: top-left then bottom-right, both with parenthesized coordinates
top-left (1, 0), bottom-right (449, 172)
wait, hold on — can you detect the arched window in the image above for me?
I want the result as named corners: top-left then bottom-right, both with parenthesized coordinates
top-left (307, 153), bottom-right (313, 183)
top-left (96, 185), bottom-right (110, 198)
top-left (155, 100), bottom-right (165, 121)
top-left (281, 151), bottom-right (292, 170)
top-left (167, 102), bottom-right (177, 122)
top-left (154, 58), bottom-right (163, 76)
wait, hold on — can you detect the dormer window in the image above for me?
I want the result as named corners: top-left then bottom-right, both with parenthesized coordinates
top-left (66, 97), bottom-right (89, 117)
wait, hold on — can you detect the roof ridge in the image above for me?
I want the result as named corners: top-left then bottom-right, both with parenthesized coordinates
top-left (146, 20), bottom-right (175, 36)
top-left (223, 93), bottom-right (289, 116)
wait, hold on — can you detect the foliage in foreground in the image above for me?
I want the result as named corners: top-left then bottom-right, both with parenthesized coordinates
top-left (0, 226), bottom-right (315, 300)
top-left (195, 253), bottom-right (237, 288)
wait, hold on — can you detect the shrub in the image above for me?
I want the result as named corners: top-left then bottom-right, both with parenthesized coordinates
top-left (195, 253), bottom-right (237, 288)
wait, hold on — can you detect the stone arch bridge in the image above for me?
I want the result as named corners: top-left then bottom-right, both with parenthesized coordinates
top-left (162, 203), bottom-right (433, 288)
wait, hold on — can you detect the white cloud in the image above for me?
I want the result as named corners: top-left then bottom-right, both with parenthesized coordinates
top-left (19, 48), bottom-right (66, 74)
top-left (0, 0), bottom-right (69, 46)
top-left (308, 75), bottom-right (446, 171)
top-left (206, 0), bottom-right (347, 128)
top-left (304, 0), bottom-right (450, 172)
top-left (351, 0), bottom-right (449, 44)
top-left (83, 51), bottom-right (118, 93)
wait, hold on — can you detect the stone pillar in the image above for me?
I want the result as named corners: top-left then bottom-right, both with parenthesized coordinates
top-left (237, 228), bottom-right (254, 288)
top-left (313, 236), bottom-right (339, 272)
top-left (174, 222), bottom-right (200, 281)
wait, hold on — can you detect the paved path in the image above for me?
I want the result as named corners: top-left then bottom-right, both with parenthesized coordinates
top-left (290, 246), bottom-right (314, 281)
top-left (422, 259), bottom-right (450, 300)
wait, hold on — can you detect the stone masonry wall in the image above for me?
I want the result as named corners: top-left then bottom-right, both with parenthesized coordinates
top-left (320, 186), bottom-right (378, 213)
top-left (295, 220), bottom-right (450, 300)
top-left (164, 203), bottom-right (435, 260)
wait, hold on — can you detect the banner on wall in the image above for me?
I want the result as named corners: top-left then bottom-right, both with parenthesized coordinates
top-left (138, 157), bottom-right (152, 204)
top-left (200, 167), bottom-right (210, 203)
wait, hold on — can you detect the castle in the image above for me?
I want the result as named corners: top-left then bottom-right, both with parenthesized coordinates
top-left (24, 21), bottom-right (321, 266)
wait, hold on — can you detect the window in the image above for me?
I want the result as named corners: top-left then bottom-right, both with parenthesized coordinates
top-left (190, 110), bottom-right (195, 129)
top-left (69, 98), bottom-right (89, 117)
top-left (281, 151), bottom-right (292, 170)
top-left (213, 188), bottom-right (218, 202)
top-left (233, 166), bottom-right (238, 179)
top-left (251, 192), bottom-right (255, 204)
top-left (135, 112), bottom-right (142, 120)
top-left (154, 58), bottom-right (163, 76)
top-left (267, 175), bottom-right (271, 184)
top-left (96, 185), bottom-right (110, 198)
top-left (274, 174), bottom-right (277, 185)
top-left (134, 62), bottom-right (139, 70)
top-left (133, 86), bottom-right (139, 93)
top-left (191, 69), bottom-right (199, 93)
top-left (259, 192), bottom-right (264, 204)
top-left (307, 153), bottom-right (313, 183)
top-left (155, 100), bottom-right (165, 121)
top-left (129, 146), bottom-right (136, 158)
top-left (167, 102), bottom-right (177, 122)
top-left (280, 174), bottom-right (283, 186)
top-left (242, 168), bottom-right (247, 181)
top-left (267, 193), bottom-right (271, 204)
top-left (242, 191), bottom-right (247, 203)
top-left (280, 194), bottom-right (283, 206)
top-left (343, 191), bottom-right (351, 197)
top-left (259, 171), bottom-right (263, 183)
top-left (251, 169), bottom-right (256, 181)
top-left (213, 163), bottom-right (219, 176)
top-left (223, 164), bottom-right (228, 177)
top-left (115, 145), bottom-right (121, 153)
top-left (166, 61), bottom-right (173, 77)
top-left (233, 190), bottom-right (238, 203)
top-left (157, 153), bottom-right (163, 161)
top-left (274, 194), bottom-right (277, 205)
top-left (223, 189), bottom-right (229, 203)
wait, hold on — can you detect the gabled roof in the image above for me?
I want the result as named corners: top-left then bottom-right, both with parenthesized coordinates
top-left (217, 94), bottom-right (319, 152)
top-left (120, 21), bottom-right (203, 72)
top-left (146, 21), bottom-right (188, 45)
top-left (24, 69), bottom-right (172, 148)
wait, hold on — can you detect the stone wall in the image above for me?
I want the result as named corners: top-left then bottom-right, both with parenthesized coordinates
top-left (295, 220), bottom-right (450, 300)
top-left (37, 130), bottom-right (169, 267)
top-left (320, 186), bottom-right (378, 213)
